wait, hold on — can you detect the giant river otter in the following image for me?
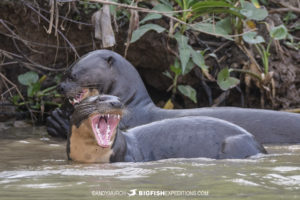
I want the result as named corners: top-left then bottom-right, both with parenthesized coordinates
top-left (68, 95), bottom-right (266, 162)
top-left (48, 50), bottom-right (300, 144)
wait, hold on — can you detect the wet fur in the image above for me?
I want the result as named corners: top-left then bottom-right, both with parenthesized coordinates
top-left (68, 95), bottom-right (266, 163)
top-left (58, 50), bottom-right (300, 144)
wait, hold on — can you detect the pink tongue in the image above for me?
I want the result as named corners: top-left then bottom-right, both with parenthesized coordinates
top-left (99, 117), bottom-right (107, 135)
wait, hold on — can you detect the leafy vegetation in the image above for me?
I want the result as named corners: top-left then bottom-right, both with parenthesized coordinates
top-left (11, 71), bottom-right (62, 120)
top-left (129, 0), bottom-right (278, 104)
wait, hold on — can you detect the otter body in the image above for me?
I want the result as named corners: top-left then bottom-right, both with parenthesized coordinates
top-left (51, 50), bottom-right (300, 144)
top-left (68, 95), bottom-right (266, 163)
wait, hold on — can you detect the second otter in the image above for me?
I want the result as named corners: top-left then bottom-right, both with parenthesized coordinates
top-left (68, 95), bottom-right (266, 163)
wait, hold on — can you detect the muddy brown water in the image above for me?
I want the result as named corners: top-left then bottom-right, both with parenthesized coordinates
top-left (0, 124), bottom-right (299, 200)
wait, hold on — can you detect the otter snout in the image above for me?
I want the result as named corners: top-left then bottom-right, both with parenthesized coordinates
top-left (58, 82), bottom-right (77, 94)
top-left (95, 95), bottom-right (123, 109)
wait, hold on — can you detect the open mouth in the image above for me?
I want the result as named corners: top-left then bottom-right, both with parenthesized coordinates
top-left (90, 113), bottom-right (121, 148)
top-left (69, 89), bottom-right (89, 105)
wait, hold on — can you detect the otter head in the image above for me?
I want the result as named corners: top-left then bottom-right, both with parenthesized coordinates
top-left (68, 95), bottom-right (124, 163)
top-left (70, 95), bottom-right (123, 148)
top-left (59, 50), bottom-right (117, 105)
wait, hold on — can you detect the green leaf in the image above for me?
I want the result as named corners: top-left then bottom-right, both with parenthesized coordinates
top-left (242, 32), bottom-right (265, 44)
top-left (192, 1), bottom-right (234, 10)
top-left (178, 85), bottom-right (197, 103)
top-left (27, 85), bottom-right (34, 97)
top-left (159, 0), bottom-right (173, 9)
top-left (192, 7), bottom-right (242, 19)
top-left (11, 95), bottom-right (20, 105)
top-left (191, 0), bottom-right (242, 18)
top-left (170, 59), bottom-right (182, 76)
top-left (251, 0), bottom-right (260, 8)
top-left (140, 3), bottom-right (173, 24)
top-left (217, 67), bottom-right (240, 91)
top-left (174, 33), bottom-right (191, 74)
top-left (27, 82), bottom-right (41, 97)
top-left (192, 23), bottom-right (233, 40)
top-left (190, 48), bottom-right (207, 71)
top-left (54, 74), bottom-right (62, 84)
top-left (283, 12), bottom-right (297, 23)
top-left (162, 71), bottom-right (173, 79)
top-left (130, 24), bottom-right (166, 43)
top-left (18, 71), bottom-right (39, 86)
top-left (240, 1), bottom-right (268, 21)
top-left (216, 17), bottom-right (233, 35)
top-left (182, 59), bottom-right (195, 75)
top-left (41, 85), bottom-right (57, 95)
top-left (174, 0), bottom-right (183, 8)
top-left (270, 25), bottom-right (288, 40)
top-left (140, 13), bottom-right (162, 24)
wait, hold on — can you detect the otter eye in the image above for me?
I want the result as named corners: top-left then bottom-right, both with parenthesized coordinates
top-left (105, 56), bottom-right (114, 66)
top-left (69, 74), bottom-right (77, 81)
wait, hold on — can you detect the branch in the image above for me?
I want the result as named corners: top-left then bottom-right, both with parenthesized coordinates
top-left (89, 0), bottom-right (192, 14)
top-left (0, 72), bottom-right (36, 121)
top-left (273, 0), bottom-right (300, 14)
top-left (21, 0), bottom-right (79, 58)
top-left (0, 20), bottom-right (65, 72)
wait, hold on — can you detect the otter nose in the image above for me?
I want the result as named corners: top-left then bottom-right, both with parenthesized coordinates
top-left (99, 95), bottom-right (119, 102)
top-left (98, 95), bottom-right (123, 108)
top-left (110, 100), bottom-right (123, 108)
top-left (57, 84), bottom-right (64, 94)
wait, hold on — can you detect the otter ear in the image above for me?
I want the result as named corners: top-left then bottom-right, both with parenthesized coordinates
top-left (105, 56), bottom-right (114, 66)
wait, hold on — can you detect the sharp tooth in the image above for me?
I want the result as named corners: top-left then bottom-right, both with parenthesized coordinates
top-left (107, 141), bottom-right (112, 146)
top-left (98, 135), bottom-right (103, 144)
top-left (69, 99), bottom-right (73, 104)
top-left (117, 115), bottom-right (120, 119)
top-left (108, 114), bottom-right (110, 118)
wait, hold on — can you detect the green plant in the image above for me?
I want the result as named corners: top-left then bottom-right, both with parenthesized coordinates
top-left (216, 24), bottom-right (289, 107)
top-left (163, 58), bottom-right (198, 103)
top-left (240, 24), bottom-right (288, 78)
top-left (128, 0), bottom-right (272, 105)
top-left (79, 0), bottom-right (101, 15)
top-left (12, 71), bottom-right (62, 120)
top-left (98, 0), bottom-right (297, 108)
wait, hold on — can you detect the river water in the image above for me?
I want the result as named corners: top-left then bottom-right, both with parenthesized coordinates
top-left (0, 124), bottom-right (299, 199)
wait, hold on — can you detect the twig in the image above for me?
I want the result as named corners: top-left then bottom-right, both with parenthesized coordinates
top-left (0, 72), bottom-right (36, 121)
top-left (0, 49), bottom-right (23, 59)
top-left (204, 41), bottom-right (232, 59)
top-left (1, 78), bottom-right (13, 98)
top-left (0, 19), bottom-right (42, 54)
top-left (0, 61), bottom-right (18, 67)
top-left (0, 31), bottom-right (100, 49)
top-left (269, 8), bottom-right (299, 13)
top-left (12, 36), bottom-right (64, 72)
top-left (22, 0), bottom-right (79, 58)
top-left (47, 0), bottom-right (55, 34)
top-left (89, 0), bottom-right (192, 14)
top-left (0, 19), bottom-right (66, 72)
top-left (29, 4), bottom-right (92, 26)
top-left (271, 0), bottom-right (300, 14)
